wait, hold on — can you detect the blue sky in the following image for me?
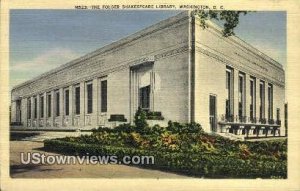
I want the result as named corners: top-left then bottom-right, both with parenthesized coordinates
top-left (10, 10), bottom-right (286, 89)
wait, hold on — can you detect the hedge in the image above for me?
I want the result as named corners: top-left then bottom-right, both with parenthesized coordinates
top-left (44, 139), bottom-right (287, 178)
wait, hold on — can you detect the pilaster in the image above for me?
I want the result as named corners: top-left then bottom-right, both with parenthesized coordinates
top-left (36, 95), bottom-right (40, 127)
top-left (43, 92), bottom-right (47, 122)
top-left (30, 96), bottom-right (34, 127)
top-left (263, 81), bottom-right (267, 120)
top-left (21, 98), bottom-right (27, 127)
top-left (92, 78), bottom-right (98, 126)
top-left (255, 78), bottom-right (260, 120)
top-left (80, 82), bottom-right (85, 127)
top-left (69, 85), bottom-right (74, 127)
top-left (50, 90), bottom-right (55, 127)
top-left (59, 88), bottom-right (64, 127)
top-left (233, 69), bottom-right (239, 120)
top-left (245, 74), bottom-right (251, 121)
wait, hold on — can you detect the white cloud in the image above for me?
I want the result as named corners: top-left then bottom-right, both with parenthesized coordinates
top-left (11, 48), bottom-right (80, 72)
top-left (10, 48), bottom-right (81, 91)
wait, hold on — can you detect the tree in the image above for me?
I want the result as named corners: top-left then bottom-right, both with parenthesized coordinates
top-left (193, 10), bottom-right (248, 37)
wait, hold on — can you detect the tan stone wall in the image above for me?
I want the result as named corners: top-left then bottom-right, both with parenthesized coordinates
top-left (273, 85), bottom-right (286, 135)
top-left (194, 16), bottom-right (285, 133)
top-left (194, 51), bottom-right (227, 132)
top-left (107, 68), bottom-right (130, 121)
top-left (153, 51), bottom-right (190, 123)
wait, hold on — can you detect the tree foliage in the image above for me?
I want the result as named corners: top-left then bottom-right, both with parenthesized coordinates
top-left (134, 107), bottom-right (148, 132)
top-left (193, 10), bottom-right (248, 37)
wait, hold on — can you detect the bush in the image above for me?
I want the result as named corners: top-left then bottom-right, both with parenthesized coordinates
top-left (44, 120), bottom-right (287, 178)
top-left (114, 123), bottom-right (135, 133)
top-left (91, 127), bottom-right (113, 133)
top-left (92, 123), bottom-right (135, 134)
top-left (134, 107), bottom-right (149, 133)
top-left (44, 139), bottom-right (287, 178)
top-left (246, 139), bottom-right (287, 160)
top-left (167, 121), bottom-right (204, 134)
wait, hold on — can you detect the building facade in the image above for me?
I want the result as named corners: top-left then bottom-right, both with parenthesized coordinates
top-left (10, 11), bottom-right (285, 138)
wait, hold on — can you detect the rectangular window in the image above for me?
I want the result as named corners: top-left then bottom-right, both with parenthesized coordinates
top-left (259, 81), bottom-right (265, 119)
top-left (250, 77), bottom-right (256, 120)
top-left (55, 91), bottom-right (60, 117)
top-left (101, 80), bottom-right (107, 112)
top-left (139, 85), bottom-right (150, 111)
top-left (87, 83), bottom-right (93, 114)
top-left (238, 73), bottom-right (245, 120)
top-left (277, 108), bottom-right (280, 121)
top-left (268, 84), bottom-right (273, 120)
top-left (65, 89), bottom-right (69, 116)
top-left (75, 86), bottom-right (80, 115)
top-left (47, 94), bottom-right (51, 117)
top-left (225, 67), bottom-right (233, 120)
top-left (40, 95), bottom-right (44, 118)
top-left (27, 98), bottom-right (31, 119)
top-left (34, 97), bottom-right (37, 119)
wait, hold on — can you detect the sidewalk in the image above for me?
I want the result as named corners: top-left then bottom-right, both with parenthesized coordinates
top-left (10, 141), bottom-right (190, 178)
top-left (10, 130), bottom-right (92, 142)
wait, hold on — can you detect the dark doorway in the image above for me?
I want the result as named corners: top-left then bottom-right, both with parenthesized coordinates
top-left (209, 95), bottom-right (217, 132)
top-left (139, 85), bottom-right (150, 112)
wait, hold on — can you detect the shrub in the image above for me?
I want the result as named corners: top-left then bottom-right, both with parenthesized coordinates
top-left (167, 121), bottom-right (204, 134)
top-left (59, 123), bottom-right (287, 161)
top-left (44, 139), bottom-right (287, 178)
top-left (114, 123), bottom-right (135, 133)
top-left (44, 120), bottom-right (287, 178)
top-left (246, 139), bottom-right (287, 159)
top-left (91, 127), bottom-right (113, 133)
top-left (92, 123), bottom-right (135, 134)
top-left (134, 107), bottom-right (149, 133)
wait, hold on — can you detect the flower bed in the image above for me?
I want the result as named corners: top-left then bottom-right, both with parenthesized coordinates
top-left (43, 110), bottom-right (287, 178)
top-left (44, 139), bottom-right (286, 178)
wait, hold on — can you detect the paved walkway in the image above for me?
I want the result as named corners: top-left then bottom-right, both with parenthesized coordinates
top-left (10, 140), bottom-right (190, 178)
top-left (11, 130), bottom-right (92, 142)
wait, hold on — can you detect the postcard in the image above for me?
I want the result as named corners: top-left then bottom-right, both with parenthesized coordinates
top-left (1, 0), bottom-right (300, 190)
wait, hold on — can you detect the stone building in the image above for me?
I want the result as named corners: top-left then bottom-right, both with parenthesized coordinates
top-left (10, 11), bottom-right (285, 138)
